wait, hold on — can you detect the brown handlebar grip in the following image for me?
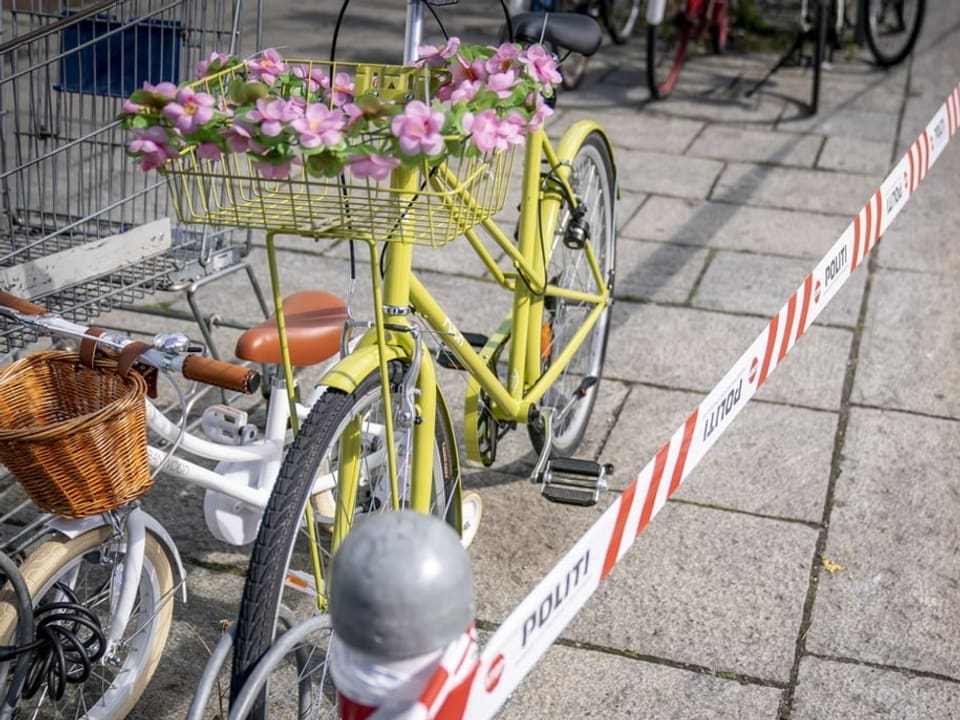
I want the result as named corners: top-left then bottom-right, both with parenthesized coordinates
top-left (0, 291), bottom-right (47, 315)
top-left (182, 355), bottom-right (262, 395)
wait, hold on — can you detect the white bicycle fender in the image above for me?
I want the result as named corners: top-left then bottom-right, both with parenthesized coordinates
top-left (47, 512), bottom-right (188, 602)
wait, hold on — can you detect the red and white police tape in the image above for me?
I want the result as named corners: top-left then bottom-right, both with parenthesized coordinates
top-left (390, 80), bottom-right (960, 720)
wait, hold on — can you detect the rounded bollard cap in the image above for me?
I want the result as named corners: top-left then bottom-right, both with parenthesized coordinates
top-left (330, 511), bottom-right (475, 660)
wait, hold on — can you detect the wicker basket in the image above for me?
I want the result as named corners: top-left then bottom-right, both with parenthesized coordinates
top-left (0, 351), bottom-right (151, 518)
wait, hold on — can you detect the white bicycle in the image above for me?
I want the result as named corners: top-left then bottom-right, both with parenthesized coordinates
top-left (0, 287), bottom-right (355, 718)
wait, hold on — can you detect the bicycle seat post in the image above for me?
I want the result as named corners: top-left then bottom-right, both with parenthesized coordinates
top-left (403, 0), bottom-right (425, 64)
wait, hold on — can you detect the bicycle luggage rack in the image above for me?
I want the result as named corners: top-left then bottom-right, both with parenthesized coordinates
top-left (0, 0), bottom-right (267, 361)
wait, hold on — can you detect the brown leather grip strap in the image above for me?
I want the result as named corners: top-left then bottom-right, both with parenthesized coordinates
top-left (0, 291), bottom-right (46, 315)
top-left (182, 355), bottom-right (261, 395)
top-left (118, 341), bottom-right (153, 380)
top-left (78, 327), bottom-right (107, 369)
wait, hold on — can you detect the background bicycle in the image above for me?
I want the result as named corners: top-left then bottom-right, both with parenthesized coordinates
top-left (747, 0), bottom-right (925, 114)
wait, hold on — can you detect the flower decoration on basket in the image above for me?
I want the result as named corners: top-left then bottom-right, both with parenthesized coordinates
top-left (119, 39), bottom-right (560, 182)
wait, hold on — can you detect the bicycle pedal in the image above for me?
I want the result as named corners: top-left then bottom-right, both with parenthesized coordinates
top-left (539, 457), bottom-right (611, 507)
top-left (435, 332), bottom-right (488, 370)
top-left (200, 404), bottom-right (257, 445)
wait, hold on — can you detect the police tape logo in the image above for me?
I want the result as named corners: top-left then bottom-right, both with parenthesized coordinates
top-left (485, 654), bottom-right (505, 693)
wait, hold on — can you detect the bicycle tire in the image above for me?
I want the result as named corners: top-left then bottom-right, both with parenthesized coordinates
top-left (0, 527), bottom-right (174, 719)
top-left (228, 615), bottom-right (333, 720)
top-left (862, 0), bottom-right (924, 67)
top-left (529, 131), bottom-right (617, 457)
top-left (230, 364), bottom-right (456, 717)
top-left (647, 0), bottom-right (692, 99)
top-left (603, 0), bottom-right (643, 44)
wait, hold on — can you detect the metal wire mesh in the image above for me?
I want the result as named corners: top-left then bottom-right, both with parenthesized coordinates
top-left (0, 0), bottom-right (258, 355)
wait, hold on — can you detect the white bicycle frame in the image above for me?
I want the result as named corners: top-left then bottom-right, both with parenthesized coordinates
top-left (29, 328), bottom-right (341, 665)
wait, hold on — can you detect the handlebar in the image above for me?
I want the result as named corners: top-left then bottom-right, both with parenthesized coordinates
top-left (0, 291), bottom-right (261, 395)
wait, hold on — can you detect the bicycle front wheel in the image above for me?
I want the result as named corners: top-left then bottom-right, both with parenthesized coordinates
top-left (228, 615), bottom-right (333, 720)
top-left (0, 527), bottom-right (175, 719)
top-left (862, 0), bottom-right (924, 67)
top-left (603, 0), bottom-right (643, 43)
top-left (647, 0), bottom-right (691, 99)
top-left (529, 131), bottom-right (617, 457)
top-left (231, 364), bottom-right (457, 717)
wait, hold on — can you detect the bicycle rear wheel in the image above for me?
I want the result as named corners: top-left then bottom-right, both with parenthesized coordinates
top-left (0, 527), bottom-right (175, 719)
top-left (603, 0), bottom-right (643, 44)
top-left (862, 0), bottom-right (924, 67)
top-left (529, 131), bottom-right (617, 457)
top-left (647, 0), bottom-right (691, 99)
top-left (230, 364), bottom-right (457, 718)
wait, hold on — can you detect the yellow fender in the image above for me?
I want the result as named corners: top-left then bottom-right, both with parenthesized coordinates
top-left (319, 336), bottom-right (410, 395)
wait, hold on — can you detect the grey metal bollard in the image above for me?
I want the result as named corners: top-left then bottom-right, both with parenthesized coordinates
top-left (329, 511), bottom-right (475, 718)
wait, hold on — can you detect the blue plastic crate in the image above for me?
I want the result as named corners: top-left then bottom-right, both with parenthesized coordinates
top-left (58, 13), bottom-right (183, 97)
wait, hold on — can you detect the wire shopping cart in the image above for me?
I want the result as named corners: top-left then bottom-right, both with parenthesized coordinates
top-left (0, 0), bottom-right (267, 359)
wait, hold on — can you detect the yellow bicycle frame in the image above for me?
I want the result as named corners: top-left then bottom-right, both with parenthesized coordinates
top-left (288, 118), bottom-right (615, 602)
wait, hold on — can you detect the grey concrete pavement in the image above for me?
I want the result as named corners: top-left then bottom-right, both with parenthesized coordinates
top-left (6, 1), bottom-right (960, 717)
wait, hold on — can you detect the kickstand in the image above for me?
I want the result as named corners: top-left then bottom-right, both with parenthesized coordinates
top-left (744, 28), bottom-right (806, 99)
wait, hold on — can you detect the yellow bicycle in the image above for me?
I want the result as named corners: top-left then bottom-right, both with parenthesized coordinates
top-left (152, 3), bottom-right (616, 715)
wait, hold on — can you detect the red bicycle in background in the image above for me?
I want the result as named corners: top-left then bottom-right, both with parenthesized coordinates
top-left (646, 0), bottom-right (730, 99)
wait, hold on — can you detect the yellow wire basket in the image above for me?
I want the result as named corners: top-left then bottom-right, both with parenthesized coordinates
top-left (162, 60), bottom-right (519, 246)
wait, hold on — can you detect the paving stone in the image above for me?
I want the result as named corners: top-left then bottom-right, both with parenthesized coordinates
top-left (712, 161), bottom-right (879, 215)
top-left (615, 238), bottom-right (710, 303)
top-left (853, 268), bottom-right (960, 418)
top-left (500, 643), bottom-right (782, 720)
top-left (793, 656), bottom-right (960, 720)
top-left (622, 195), bottom-right (849, 258)
top-left (606, 301), bottom-right (851, 411)
top-left (557, 109), bottom-right (705, 154)
top-left (805, 408), bottom-right (960, 678)
top-left (687, 125), bottom-right (824, 167)
top-left (818, 135), bottom-right (895, 176)
top-left (694, 249), bottom-right (867, 327)
top-left (600, 384), bottom-right (836, 523)
top-left (616, 149), bottom-right (725, 198)
top-left (571, 502), bottom-right (817, 681)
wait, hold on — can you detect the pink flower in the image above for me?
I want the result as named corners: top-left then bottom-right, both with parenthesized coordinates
top-left (246, 97), bottom-right (302, 137)
top-left (291, 104), bottom-right (345, 148)
top-left (128, 126), bottom-right (178, 171)
top-left (348, 153), bottom-right (401, 181)
top-left (449, 55), bottom-right (488, 86)
top-left (292, 64), bottom-right (330, 94)
top-left (486, 70), bottom-right (519, 99)
top-left (122, 99), bottom-right (144, 114)
top-left (342, 102), bottom-right (364, 128)
top-left (485, 43), bottom-right (520, 75)
top-left (461, 109), bottom-right (501, 153)
top-left (527, 91), bottom-right (554, 129)
top-left (143, 81), bottom-right (178, 100)
top-left (390, 100), bottom-right (446, 156)
top-left (162, 87), bottom-right (216, 134)
top-left (498, 112), bottom-right (527, 149)
top-left (196, 51), bottom-right (233, 79)
top-left (246, 48), bottom-right (287, 86)
top-left (253, 156), bottom-right (300, 180)
top-left (520, 46), bottom-right (562, 91)
top-left (416, 38), bottom-right (461, 68)
top-left (449, 79), bottom-right (481, 104)
top-left (328, 72), bottom-right (355, 107)
top-left (221, 119), bottom-right (254, 153)
top-left (197, 141), bottom-right (223, 162)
